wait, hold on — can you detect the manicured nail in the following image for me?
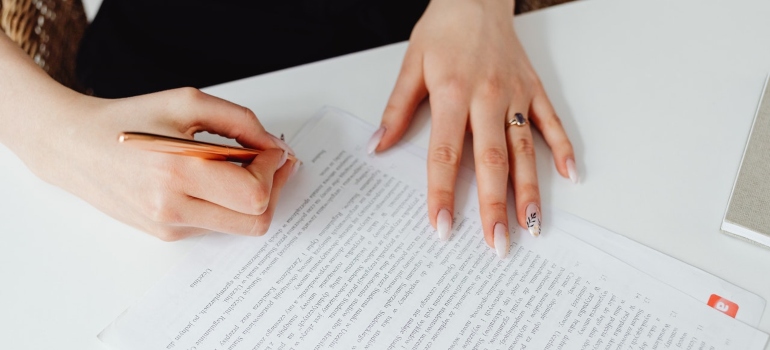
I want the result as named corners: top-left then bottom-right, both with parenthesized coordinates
top-left (566, 158), bottom-right (579, 184)
top-left (290, 161), bottom-right (301, 179)
top-left (494, 222), bottom-right (508, 259)
top-left (269, 133), bottom-right (296, 155)
top-left (277, 150), bottom-right (288, 169)
top-left (437, 209), bottom-right (452, 241)
top-left (526, 203), bottom-right (541, 237)
top-left (367, 126), bottom-right (386, 155)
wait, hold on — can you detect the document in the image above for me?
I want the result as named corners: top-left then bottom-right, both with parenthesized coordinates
top-left (549, 211), bottom-right (766, 328)
top-left (100, 107), bottom-right (768, 350)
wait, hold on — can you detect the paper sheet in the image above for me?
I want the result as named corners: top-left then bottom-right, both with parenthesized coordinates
top-left (551, 210), bottom-right (766, 327)
top-left (100, 107), bottom-right (768, 350)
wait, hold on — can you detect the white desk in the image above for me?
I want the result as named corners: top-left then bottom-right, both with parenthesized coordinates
top-left (2, 0), bottom-right (770, 348)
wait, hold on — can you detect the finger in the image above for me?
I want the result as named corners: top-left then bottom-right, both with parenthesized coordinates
top-left (529, 89), bottom-right (577, 183)
top-left (370, 47), bottom-right (428, 154)
top-left (106, 195), bottom-right (208, 242)
top-left (426, 87), bottom-right (468, 242)
top-left (469, 97), bottom-right (510, 258)
top-left (180, 158), bottom-right (296, 237)
top-left (506, 106), bottom-right (542, 238)
top-left (183, 148), bottom-right (286, 215)
top-left (252, 157), bottom-right (297, 233)
top-left (158, 88), bottom-right (291, 154)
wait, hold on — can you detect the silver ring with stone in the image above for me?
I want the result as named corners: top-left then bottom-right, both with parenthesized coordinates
top-left (506, 113), bottom-right (527, 128)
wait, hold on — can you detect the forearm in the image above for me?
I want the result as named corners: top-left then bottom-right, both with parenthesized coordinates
top-left (0, 33), bottom-right (85, 154)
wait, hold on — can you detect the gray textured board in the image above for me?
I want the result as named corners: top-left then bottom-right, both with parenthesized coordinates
top-left (723, 75), bottom-right (770, 247)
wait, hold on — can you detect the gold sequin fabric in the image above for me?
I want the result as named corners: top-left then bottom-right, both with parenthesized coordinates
top-left (1, 0), bottom-right (87, 91)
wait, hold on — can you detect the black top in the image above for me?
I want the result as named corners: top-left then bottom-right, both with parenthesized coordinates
top-left (76, 0), bottom-right (429, 98)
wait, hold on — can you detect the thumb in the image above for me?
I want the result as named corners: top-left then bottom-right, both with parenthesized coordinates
top-left (370, 48), bottom-right (427, 153)
top-left (159, 88), bottom-right (291, 154)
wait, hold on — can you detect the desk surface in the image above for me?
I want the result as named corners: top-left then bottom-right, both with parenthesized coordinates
top-left (2, 0), bottom-right (770, 349)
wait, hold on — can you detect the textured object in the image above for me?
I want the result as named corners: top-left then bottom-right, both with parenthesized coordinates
top-left (1, 0), bottom-right (86, 90)
top-left (722, 76), bottom-right (770, 248)
top-left (0, 0), bottom-right (571, 93)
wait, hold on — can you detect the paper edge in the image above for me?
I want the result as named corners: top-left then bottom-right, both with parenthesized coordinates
top-left (721, 73), bottom-right (770, 245)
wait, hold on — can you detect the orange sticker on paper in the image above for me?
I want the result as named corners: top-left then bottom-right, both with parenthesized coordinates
top-left (707, 294), bottom-right (739, 318)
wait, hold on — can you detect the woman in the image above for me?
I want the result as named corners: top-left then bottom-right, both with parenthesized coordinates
top-left (0, 0), bottom-right (577, 258)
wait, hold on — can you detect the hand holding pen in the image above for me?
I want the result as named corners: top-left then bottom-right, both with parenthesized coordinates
top-left (111, 89), bottom-right (301, 241)
top-left (7, 86), bottom-right (298, 241)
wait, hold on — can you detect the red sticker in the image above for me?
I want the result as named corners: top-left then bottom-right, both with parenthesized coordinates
top-left (707, 294), bottom-right (739, 318)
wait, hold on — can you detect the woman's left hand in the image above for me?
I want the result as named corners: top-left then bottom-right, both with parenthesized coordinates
top-left (369, 0), bottom-right (577, 258)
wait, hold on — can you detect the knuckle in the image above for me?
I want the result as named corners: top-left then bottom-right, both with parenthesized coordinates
top-left (544, 114), bottom-right (564, 130)
top-left (170, 88), bottom-right (206, 120)
top-left (438, 78), bottom-right (468, 100)
top-left (249, 216), bottom-right (273, 236)
top-left (154, 227), bottom-right (185, 242)
top-left (382, 102), bottom-right (409, 129)
top-left (527, 73), bottom-right (543, 89)
top-left (383, 101), bottom-right (400, 115)
top-left (556, 139), bottom-right (574, 155)
top-left (513, 137), bottom-right (536, 158)
top-left (243, 107), bottom-right (257, 121)
top-left (155, 158), bottom-right (184, 182)
top-left (478, 77), bottom-right (506, 100)
top-left (176, 87), bottom-right (205, 102)
top-left (383, 101), bottom-right (404, 119)
top-left (510, 81), bottom-right (525, 96)
top-left (146, 194), bottom-right (181, 225)
top-left (484, 201), bottom-right (507, 214)
top-left (247, 175), bottom-right (270, 204)
top-left (430, 188), bottom-right (455, 206)
top-left (517, 183), bottom-right (541, 199)
top-left (430, 145), bottom-right (461, 167)
top-left (149, 204), bottom-right (181, 225)
top-left (480, 147), bottom-right (508, 169)
top-left (247, 181), bottom-right (271, 214)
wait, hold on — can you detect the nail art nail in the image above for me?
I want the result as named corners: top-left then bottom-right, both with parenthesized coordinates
top-left (269, 133), bottom-right (296, 155)
top-left (278, 149), bottom-right (288, 169)
top-left (437, 209), bottom-right (452, 241)
top-left (526, 203), bottom-right (541, 237)
top-left (494, 222), bottom-right (508, 259)
top-left (566, 158), bottom-right (579, 184)
top-left (367, 126), bottom-right (386, 155)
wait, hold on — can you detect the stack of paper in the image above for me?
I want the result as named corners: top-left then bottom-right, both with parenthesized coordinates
top-left (99, 108), bottom-right (768, 350)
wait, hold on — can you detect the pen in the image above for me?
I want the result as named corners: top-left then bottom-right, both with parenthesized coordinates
top-left (118, 132), bottom-right (298, 164)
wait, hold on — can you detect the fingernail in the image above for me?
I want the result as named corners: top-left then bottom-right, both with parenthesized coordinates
top-left (437, 209), bottom-right (452, 241)
top-left (566, 158), bottom-right (579, 184)
top-left (290, 161), bottom-right (301, 179)
top-left (526, 203), bottom-right (541, 237)
top-left (494, 222), bottom-right (508, 259)
top-left (269, 133), bottom-right (296, 155)
top-left (367, 126), bottom-right (386, 155)
top-left (278, 149), bottom-right (288, 168)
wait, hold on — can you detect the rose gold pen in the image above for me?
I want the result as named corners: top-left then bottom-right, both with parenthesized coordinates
top-left (118, 132), bottom-right (298, 164)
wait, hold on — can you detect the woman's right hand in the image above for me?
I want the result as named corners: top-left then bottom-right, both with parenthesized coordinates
top-left (0, 34), bottom-right (296, 241)
top-left (10, 88), bottom-right (298, 241)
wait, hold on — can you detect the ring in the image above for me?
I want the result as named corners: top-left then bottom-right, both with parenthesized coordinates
top-left (505, 113), bottom-right (527, 128)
